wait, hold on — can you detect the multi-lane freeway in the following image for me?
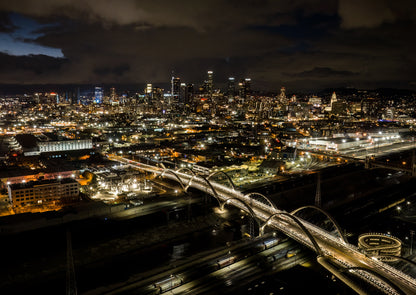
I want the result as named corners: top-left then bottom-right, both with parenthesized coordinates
top-left (110, 155), bottom-right (416, 295)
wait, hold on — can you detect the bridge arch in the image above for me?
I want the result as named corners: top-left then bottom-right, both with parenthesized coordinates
top-left (186, 175), bottom-right (221, 206)
top-left (157, 162), bottom-right (166, 169)
top-left (244, 192), bottom-right (277, 210)
top-left (260, 212), bottom-right (322, 255)
top-left (207, 171), bottom-right (235, 191)
top-left (291, 205), bottom-right (347, 243)
top-left (159, 169), bottom-right (186, 191)
top-left (220, 197), bottom-right (260, 238)
top-left (341, 266), bottom-right (407, 295)
top-left (185, 174), bottom-right (197, 191)
top-left (176, 167), bottom-right (196, 176)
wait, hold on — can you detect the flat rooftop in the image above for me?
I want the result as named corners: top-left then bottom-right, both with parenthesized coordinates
top-left (9, 178), bottom-right (77, 190)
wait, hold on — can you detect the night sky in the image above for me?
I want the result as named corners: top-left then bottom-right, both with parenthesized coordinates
top-left (0, 0), bottom-right (416, 91)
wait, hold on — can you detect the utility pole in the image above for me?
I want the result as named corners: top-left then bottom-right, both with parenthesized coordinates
top-left (66, 229), bottom-right (77, 295)
top-left (315, 172), bottom-right (321, 207)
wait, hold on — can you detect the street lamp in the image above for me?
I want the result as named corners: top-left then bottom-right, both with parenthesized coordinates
top-left (396, 206), bottom-right (402, 216)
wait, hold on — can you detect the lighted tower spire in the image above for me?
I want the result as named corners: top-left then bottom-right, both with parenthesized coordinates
top-left (330, 92), bottom-right (337, 109)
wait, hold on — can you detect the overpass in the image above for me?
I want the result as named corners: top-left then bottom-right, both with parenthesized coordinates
top-left (300, 143), bottom-right (416, 176)
top-left (109, 155), bottom-right (416, 295)
top-left (299, 148), bottom-right (416, 179)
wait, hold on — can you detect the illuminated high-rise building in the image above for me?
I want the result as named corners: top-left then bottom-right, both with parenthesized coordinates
top-left (186, 83), bottom-right (194, 105)
top-left (76, 87), bottom-right (80, 105)
top-left (279, 87), bottom-right (286, 102)
top-left (144, 84), bottom-right (152, 104)
top-left (110, 87), bottom-right (116, 100)
top-left (239, 78), bottom-right (251, 98)
top-left (207, 70), bottom-right (213, 98)
top-left (94, 86), bottom-right (103, 104)
top-left (179, 83), bottom-right (187, 105)
top-left (171, 76), bottom-right (181, 105)
top-left (227, 77), bottom-right (235, 96)
top-left (34, 93), bottom-right (40, 104)
top-left (244, 78), bottom-right (251, 95)
top-left (330, 91), bottom-right (337, 108)
top-left (238, 80), bottom-right (244, 98)
top-left (150, 86), bottom-right (163, 104)
top-left (145, 84), bottom-right (152, 94)
top-left (104, 87), bottom-right (116, 104)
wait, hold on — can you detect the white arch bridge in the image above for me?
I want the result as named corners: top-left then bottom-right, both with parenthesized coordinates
top-left (111, 156), bottom-right (416, 295)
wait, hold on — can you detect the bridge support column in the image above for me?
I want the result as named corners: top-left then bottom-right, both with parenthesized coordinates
top-left (365, 156), bottom-right (371, 169)
top-left (165, 210), bottom-right (170, 224)
top-left (187, 197), bottom-right (192, 223)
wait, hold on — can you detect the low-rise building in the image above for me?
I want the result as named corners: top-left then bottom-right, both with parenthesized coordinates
top-left (259, 159), bottom-right (286, 175)
top-left (38, 139), bottom-right (92, 153)
top-left (7, 178), bottom-right (79, 207)
top-left (13, 133), bottom-right (92, 156)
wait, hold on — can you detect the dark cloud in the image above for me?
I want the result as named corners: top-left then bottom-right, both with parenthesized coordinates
top-left (0, 0), bottom-right (415, 91)
top-left (0, 12), bottom-right (16, 32)
top-left (289, 67), bottom-right (357, 78)
top-left (0, 1), bottom-right (337, 30)
top-left (93, 64), bottom-right (130, 77)
top-left (0, 52), bottom-right (67, 83)
top-left (338, 0), bottom-right (416, 29)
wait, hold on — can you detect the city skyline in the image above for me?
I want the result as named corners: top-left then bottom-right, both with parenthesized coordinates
top-left (2, 2), bottom-right (416, 294)
top-left (0, 1), bottom-right (415, 91)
